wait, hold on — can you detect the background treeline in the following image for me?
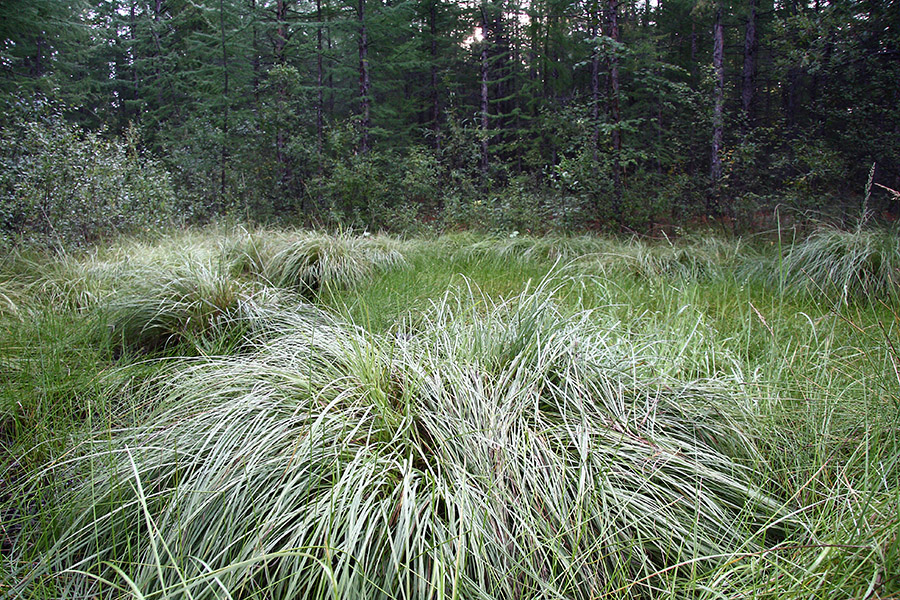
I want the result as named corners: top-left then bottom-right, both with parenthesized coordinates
top-left (1, 0), bottom-right (898, 243)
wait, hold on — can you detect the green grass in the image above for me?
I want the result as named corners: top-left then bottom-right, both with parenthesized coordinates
top-left (769, 223), bottom-right (900, 306)
top-left (2, 227), bottom-right (898, 599)
top-left (226, 227), bottom-right (407, 295)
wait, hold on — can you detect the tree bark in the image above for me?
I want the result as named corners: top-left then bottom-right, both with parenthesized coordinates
top-left (480, 6), bottom-right (490, 179)
top-left (150, 0), bottom-right (165, 110)
top-left (741, 0), bottom-right (758, 127)
top-left (250, 0), bottom-right (261, 103)
top-left (130, 0), bottom-right (138, 116)
top-left (358, 0), bottom-right (370, 154)
top-left (274, 0), bottom-right (287, 65)
top-left (316, 0), bottom-right (324, 168)
top-left (710, 3), bottom-right (725, 211)
top-left (32, 35), bottom-right (43, 78)
top-left (783, 67), bottom-right (801, 128)
top-left (542, 11), bottom-right (552, 100)
top-left (606, 0), bottom-right (622, 220)
top-left (326, 15), bottom-right (334, 116)
top-left (274, 0), bottom-right (289, 194)
top-left (590, 0), bottom-right (600, 164)
top-left (430, 0), bottom-right (441, 150)
top-left (782, 0), bottom-right (801, 129)
top-left (690, 19), bottom-right (698, 81)
top-left (273, 0), bottom-right (287, 188)
top-left (509, 0), bottom-right (522, 171)
top-left (219, 0), bottom-right (230, 204)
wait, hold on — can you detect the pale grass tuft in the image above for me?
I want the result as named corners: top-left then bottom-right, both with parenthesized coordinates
top-left (778, 224), bottom-right (900, 304)
top-left (227, 228), bottom-right (407, 295)
top-left (23, 278), bottom-right (789, 599)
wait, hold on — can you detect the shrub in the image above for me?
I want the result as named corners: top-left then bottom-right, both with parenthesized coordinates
top-left (0, 98), bottom-right (179, 248)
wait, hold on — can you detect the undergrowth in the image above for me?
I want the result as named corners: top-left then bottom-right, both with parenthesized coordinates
top-left (1, 226), bottom-right (897, 599)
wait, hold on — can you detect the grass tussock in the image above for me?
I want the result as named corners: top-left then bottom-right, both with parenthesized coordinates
top-left (582, 235), bottom-right (746, 280)
top-left (3, 228), bottom-right (407, 353)
top-left (0, 278), bottom-right (23, 318)
top-left (0, 229), bottom-right (231, 312)
top-left (778, 224), bottom-right (900, 304)
top-left (228, 228), bottom-right (407, 295)
top-left (102, 259), bottom-right (292, 353)
top-left (3, 227), bottom-right (898, 600)
top-left (455, 233), bottom-right (614, 262)
top-left (19, 280), bottom-right (790, 599)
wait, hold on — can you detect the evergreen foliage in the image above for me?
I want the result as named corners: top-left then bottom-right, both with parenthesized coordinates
top-left (2, 0), bottom-right (897, 235)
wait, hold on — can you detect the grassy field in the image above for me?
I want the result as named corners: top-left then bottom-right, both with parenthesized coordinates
top-left (1, 226), bottom-right (898, 599)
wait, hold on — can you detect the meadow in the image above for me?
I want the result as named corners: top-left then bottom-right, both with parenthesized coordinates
top-left (1, 225), bottom-right (898, 599)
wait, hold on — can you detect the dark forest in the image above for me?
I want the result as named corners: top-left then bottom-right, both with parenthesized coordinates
top-left (2, 0), bottom-right (899, 240)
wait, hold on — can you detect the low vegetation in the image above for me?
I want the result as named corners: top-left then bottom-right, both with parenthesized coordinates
top-left (1, 226), bottom-right (898, 599)
top-left (226, 228), bottom-right (407, 294)
top-left (778, 224), bottom-right (900, 305)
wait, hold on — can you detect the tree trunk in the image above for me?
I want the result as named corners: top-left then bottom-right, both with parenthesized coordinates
top-left (542, 12), bottom-right (552, 100)
top-left (783, 67), bottom-right (801, 128)
top-left (657, 66), bottom-right (664, 174)
top-left (130, 0), bottom-right (138, 116)
top-left (510, 0), bottom-right (522, 173)
top-left (274, 0), bottom-right (287, 65)
top-left (690, 19), bottom-right (698, 81)
top-left (358, 0), bottom-right (370, 154)
top-left (430, 0), bottom-right (441, 150)
top-left (250, 0), bottom-right (261, 103)
top-left (316, 0), bottom-right (324, 169)
top-left (273, 0), bottom-right (288, 191)
top-left (782, 0), bottom-right (801, 129)
top-left (590, 1), bottom-right (600, 164)
top-left (486, 5), bottom-right (510, 142)
top-left (810, 0), bottom-right (822, 109)
top-left (606, 0), bottom-right (622, 221)
top-left (480, 6), bottom-right (490, 180)
top-left (326, 17), bottom-right (334, 116)
top-left (219, 0), bottom-right (229, 205)
top-left (32, 35), bottom-right (43, 78)
top-left (741, 0), bottom-right (758, 127)
top-left (710, 3), bottom-right (725, 212)
top-left (150, 0), bottom-right (165, 110)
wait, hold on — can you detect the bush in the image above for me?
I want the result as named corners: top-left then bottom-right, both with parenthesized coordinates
top-left (0, 98), bottom-right (179, 248)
